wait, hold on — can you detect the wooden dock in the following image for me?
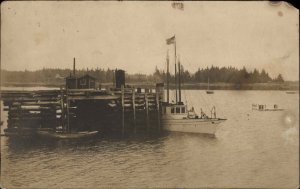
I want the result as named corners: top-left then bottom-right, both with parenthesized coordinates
top-left (0, 84), bottom-right (164, 135)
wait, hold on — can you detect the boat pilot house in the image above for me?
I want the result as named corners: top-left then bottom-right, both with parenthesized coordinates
top-left (163, 104), bottom-right (186, 115)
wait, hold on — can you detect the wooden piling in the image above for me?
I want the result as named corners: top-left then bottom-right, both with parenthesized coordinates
top-left (156, 89), bottom-right (160, 131)
top-left (60, 87), bottom-right (65, 130)
top-left (145, 89), bottom-right (149, 129)
top-left (121, 85), bottom-right (125, 134)
top-left (66, 88), bottom-right (70, 132)
top-left (132, 87), bottom-right (136, 133)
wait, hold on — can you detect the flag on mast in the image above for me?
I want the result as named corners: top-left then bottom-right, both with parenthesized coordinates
top-left (166, 35), bottom-right (176, 45)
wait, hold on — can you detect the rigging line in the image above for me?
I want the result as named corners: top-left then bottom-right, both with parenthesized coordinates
top-left (181, 56), bottom-right (227, 118)
top-left (209, 94), bottom-right (221, 114)
top-left (181, 55), bottom-right (197, 74)
top-left (218, 98), bottom-right (227, 118)
top-left (199, 91), bottom-right (210, 113)
top-left (184, 57), bottom-right (218, 101)
top-left (181, 56), bottom-right (210, 112)
top-left (180, 73), bottom-right (190, 110)
top-left (182, 87), bottom-right (188, 108)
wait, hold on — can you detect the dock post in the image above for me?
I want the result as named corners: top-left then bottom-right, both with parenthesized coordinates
top-left (121, 85), bottom-right (125, 135)
top-left (156, 89), bottom-right (160, 131)
top-left (66, 88), bottom-right (70, 132)
top-left (132, 87), bottom-right (136, 133)
top-left (60, 87), bottom-right (65, 131)
top-left (145, 89), bottom-right (149, 130)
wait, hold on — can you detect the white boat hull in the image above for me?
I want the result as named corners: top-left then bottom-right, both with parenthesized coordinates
top-left (162, 118), bottom-right (225, 135)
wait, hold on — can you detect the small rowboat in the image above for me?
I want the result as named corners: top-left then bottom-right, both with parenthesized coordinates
top-left (206, 90), bottom-right (214, 94)
top-left (37, 130), bottom-right (99, 139)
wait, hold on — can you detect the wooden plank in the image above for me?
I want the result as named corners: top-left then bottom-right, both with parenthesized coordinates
top-left (8, 107), bottom-right (53, 111)
top-left (66, 89), bottom-right (70, 132)
top-left (1, 97), bottom-right (60, 102)
top-left (68, 95), bottom-right (119, 100)
top-left (21, 101), bottom-right (60, 105)
top-left (0, 90), bottom-right (60, 94)
top-left (121, 85), bottom-right (125, 134)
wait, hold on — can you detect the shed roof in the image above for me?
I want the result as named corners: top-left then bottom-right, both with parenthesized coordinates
top-left (78, 74), bottom-right (96, 79)
top-left (65, 74), bottom-right (96, 79)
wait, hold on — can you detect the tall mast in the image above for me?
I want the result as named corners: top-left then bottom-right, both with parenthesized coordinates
top-left (178, 55), bottom-right (181, 103)
top-left (208, 77), bottom-right (210, 90)
top-left (166, 50), bottom-right (170, 104)
top-left (166, 35), bottom-right (177, 103)
top-left (174, 36), bottom-right (177, 103)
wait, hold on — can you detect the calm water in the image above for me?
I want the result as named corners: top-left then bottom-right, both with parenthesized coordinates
top-left (1, 90), bottom-right (299, 188)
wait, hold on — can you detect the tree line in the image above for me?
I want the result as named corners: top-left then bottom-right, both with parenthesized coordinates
top-left (1, 66), bottom-right (284, 85)
top-left (154, 65), bottom-right (284, 83)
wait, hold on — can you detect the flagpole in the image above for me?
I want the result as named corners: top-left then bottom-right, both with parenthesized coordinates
top-left (174, 36), bottom-right (177, 104)
top-left (178, 55), bottom-right (181, 103)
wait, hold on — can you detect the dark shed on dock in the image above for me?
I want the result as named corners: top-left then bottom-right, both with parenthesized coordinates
top-left (77, 74), bottom-right (96, 89)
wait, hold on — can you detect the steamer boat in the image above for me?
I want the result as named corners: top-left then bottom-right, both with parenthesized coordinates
top-left (162, 35), bottom-right (226, 135)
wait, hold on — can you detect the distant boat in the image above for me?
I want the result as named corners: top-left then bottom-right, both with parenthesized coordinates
top-left (206, 77), bottom-right (214, 94)
top-left (206, 90), bottom-right (214, 94)
top-left (252, 104), bottom-right (284, 111)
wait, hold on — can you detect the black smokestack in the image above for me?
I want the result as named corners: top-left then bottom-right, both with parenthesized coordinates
top-left (73, 58), bottom-right (76, 76)
top-left (115, 69), bottom-right (125, 89)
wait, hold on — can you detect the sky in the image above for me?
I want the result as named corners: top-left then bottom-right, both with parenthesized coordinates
top-left (1, 1), bottom-right (299, 80)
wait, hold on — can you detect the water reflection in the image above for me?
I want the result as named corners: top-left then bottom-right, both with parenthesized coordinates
top-left (4, 130), bottom-right (218, 154)
top-left (3, 131), bottom-right (169, 155)
top-left (3, 131), bottom-right (215, 188)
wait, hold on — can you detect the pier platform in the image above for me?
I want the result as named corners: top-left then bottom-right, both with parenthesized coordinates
top-left (0, 84), bottom-right (164, 136)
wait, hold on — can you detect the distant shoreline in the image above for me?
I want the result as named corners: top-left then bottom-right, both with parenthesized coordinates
top-left (1, 82), bottom-right (299, 91)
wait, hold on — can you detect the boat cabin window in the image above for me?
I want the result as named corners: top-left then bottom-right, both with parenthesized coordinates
top-left (176, 107), bottom-right (180, 113)
top-left (171, 108), bottom-right (175, 113)
top-left (181, 107), bottom-right (185, 113)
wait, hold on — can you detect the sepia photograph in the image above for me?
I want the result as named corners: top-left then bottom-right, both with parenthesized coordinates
top-left (0, 1), bottom-right (299, 188)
